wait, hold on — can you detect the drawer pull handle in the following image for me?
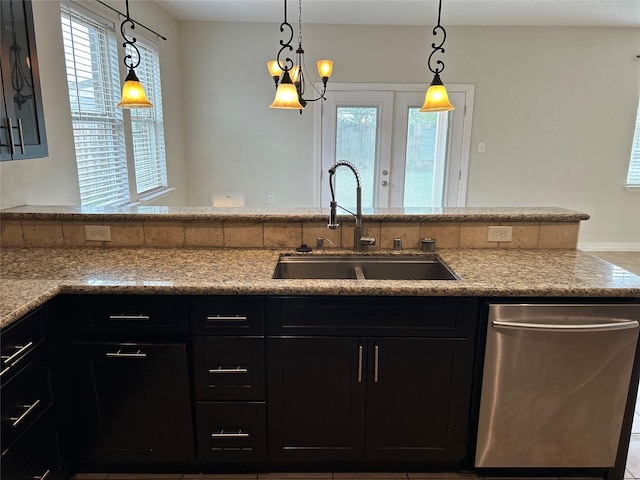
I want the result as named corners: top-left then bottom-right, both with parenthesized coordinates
top-left (206, 315), bottom-right (248, 322)
top-left (108, 314), bottom-right (150, 321)
top-left (106, 350), bottom-right (147, 358)
top-left (35, 469), bottom-right (52, 480)
top-left (10, 399), bottom-right (41, 427)
top-left (2, 341), bottom-right (35, 367)
top-left (209, 367), bottom-right (248, 374)
top-left (212, 429), bottom-right (250, 438)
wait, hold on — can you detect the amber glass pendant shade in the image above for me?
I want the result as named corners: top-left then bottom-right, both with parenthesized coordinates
top-left (270, 71), bottom-right (303, 109)
top-left (267, 60), bottom-right (283, 77)
top-left (420, 73), bottom-right (454, 112)
top-left (117, 68), bottom-right (152, 109)
top-left (316, 60), bottom-right (333, 79)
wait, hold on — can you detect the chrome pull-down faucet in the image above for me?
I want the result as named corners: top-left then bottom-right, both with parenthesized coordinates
top-left (327, 160), bottom-right (376, 252)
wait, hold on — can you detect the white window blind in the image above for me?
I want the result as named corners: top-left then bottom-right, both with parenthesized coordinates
top-left (128, 40), bottom-right (168, 195)
top-left (61, 4), bottom-right (129, 206)
top-left (627, 101), bottom-right (640, 186)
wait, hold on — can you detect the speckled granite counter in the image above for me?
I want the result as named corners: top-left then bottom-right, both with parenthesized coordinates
top-left (1, 205), bottom-right (590, 222)
top-left (1, 246), bottom-right (638, 329)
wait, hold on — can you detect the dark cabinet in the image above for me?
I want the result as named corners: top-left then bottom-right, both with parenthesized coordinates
top-left (0, 302), bottom-right (67, 479)
top-left (267, 297), bottom-right (478, 466)
top-left (69, 295), bottom-right (194, 467)
top-left (0, 0), bottom-right (47, 161)
top-left (190, 296), bottom-right (267, 463)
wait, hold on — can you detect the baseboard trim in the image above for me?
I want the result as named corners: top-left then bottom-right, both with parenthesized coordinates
top-left (579, 242), bottom-right (640, 252)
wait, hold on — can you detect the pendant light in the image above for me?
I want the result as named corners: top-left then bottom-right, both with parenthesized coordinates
top-left (420, 0), bottom-right (454, 113)
top-left (269, 0), bottom-right (333, 112)
top-left (116, 0), bottom-right (152, 108)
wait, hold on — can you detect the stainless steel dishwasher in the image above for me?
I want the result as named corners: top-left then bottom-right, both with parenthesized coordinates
top-left (475, 303), bottom-right (640, 468)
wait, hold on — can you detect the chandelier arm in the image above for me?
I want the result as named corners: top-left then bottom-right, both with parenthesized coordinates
top-left (275, 1), bottom-right (295, 72)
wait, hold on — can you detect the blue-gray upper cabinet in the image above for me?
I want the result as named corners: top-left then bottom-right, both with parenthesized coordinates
top-left (0, 0), bottom-right (48, 161)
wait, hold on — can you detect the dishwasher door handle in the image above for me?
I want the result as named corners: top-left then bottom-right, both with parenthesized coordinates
top-left (493, 319), bottom-right (639, 332)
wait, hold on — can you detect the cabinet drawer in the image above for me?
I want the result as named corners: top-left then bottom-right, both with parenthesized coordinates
top-left (1, 354), bottom-right (53, 453)
top-left (195, 402), bottom-right (266, 462)
top-left (76, 295), bottom-right (188, 337)
top-left (1, 307), bottom-right (46, 381)
top-left (267, 297), bottom-right (478, 337)
top-left (1, 408), bottom-right (62, 480)
top-left (194, 337), bottom-right (265, 400)
top-left (190, 297), bottom-right (264, 335)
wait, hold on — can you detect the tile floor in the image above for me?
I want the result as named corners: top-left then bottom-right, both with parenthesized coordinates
top-left (74, 252), bottom-right (640, 480)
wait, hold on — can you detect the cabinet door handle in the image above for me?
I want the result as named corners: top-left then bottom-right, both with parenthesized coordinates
top-left (106, 350), bottom-right (147, 358)
top-left (209, 367), bottom-right (248, 374)
top-left (374, 344), bottom-right (379, 383)
top-left (10, 399), bottom-right (41, 427)
top-left (108, 314), bottom-right (150, 321)
top-left (35, 469), bottom-right (52, 480)
top-left (2, 341), bottom-right (35, 367)
top-left (16, 118), bottom-right (25, 154)
top-left (357, 345), bottom-right (363, 383)
top-left (6, 118), bottom-right (16, 155)
top-left (212, 429), bottom-right (250, 438)
top-left (206, 315), bottom-right (248, 322)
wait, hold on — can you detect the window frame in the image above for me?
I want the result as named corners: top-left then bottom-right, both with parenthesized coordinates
top-left (314, 83), bottom-right (475, 208)
top-left (626, 99), bottom-right (640, 191)
top-left (61, 1), bottom-right (170, 207)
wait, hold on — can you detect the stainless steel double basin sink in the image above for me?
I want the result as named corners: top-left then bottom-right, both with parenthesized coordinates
top-left (272, 254), bottom-right (458, 280)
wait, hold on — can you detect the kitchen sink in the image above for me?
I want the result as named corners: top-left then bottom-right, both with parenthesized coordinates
top-left (272, 255), bottom-right (459, 280)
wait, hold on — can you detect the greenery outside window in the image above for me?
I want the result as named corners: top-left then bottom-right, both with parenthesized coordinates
top-left (61, 2), bottom-right (168, 206)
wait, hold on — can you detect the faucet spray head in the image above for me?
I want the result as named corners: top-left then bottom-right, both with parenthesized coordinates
top-left (328, 201), bottom-right (339, 229)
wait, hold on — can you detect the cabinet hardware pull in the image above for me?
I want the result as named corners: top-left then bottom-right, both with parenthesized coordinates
top-left (374, 345), bottom-right (379, 383)
top-left (16, 118), bottom-right (25, 154)
top-left (10, 399), bottom-right (41, 427)
top-left (209, 367), bottom-right (248, 374)
top-left (108, 314), bottom-right (150, 321)
top-left (6, 118), bottom-right (15, 155)
top-left (2, 341), bottom-right (35, 367)
top-left (106, 350), bottom-right (147, 358)
top-left (492, 319), bottom-right (640, 332)
top-left (33, 469), bottom-right (51, 480)
top-left (357, 345), bottom-right (363, 383)
top-left (206, 315), bottom-right (248, 322)
top-left (212, 430), bottom-right (250, 438)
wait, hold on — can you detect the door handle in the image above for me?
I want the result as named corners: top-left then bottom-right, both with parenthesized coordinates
top-left (493, 319), bottom-right (639, 332)
top-left (374, 344), bottom-right (379, 383)
top-left (357, 345), bottom-right (363, 383)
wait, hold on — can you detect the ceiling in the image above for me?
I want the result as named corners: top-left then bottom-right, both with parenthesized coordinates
top-left (153, 0), bottom-right (640, 28)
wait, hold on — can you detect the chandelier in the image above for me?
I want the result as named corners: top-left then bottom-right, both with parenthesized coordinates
top-left (268, 0), bottom-right (333, 112)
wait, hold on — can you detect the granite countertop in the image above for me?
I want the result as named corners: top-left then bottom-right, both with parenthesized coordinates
top-left (0, 205), bottom-right (590, 222)
top-left (1, 246), bottom-right (638, 329)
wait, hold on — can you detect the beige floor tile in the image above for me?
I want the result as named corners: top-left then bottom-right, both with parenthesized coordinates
top-left (408, 474), bottom-right (479, 479)
top-left (258, 474), bottom-right (332, 479)
top-left (183, 475), bottom-right (258, 479)
top-left (334, 474), bottom-right (407, 480)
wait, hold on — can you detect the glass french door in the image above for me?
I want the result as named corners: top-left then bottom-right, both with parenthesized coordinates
top-left (319, 87), bottom-right (470, 209)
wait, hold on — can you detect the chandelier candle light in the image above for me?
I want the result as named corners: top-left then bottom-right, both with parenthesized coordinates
top-left (269, 0), bottom-right (333, 112)
top-left (420, 0), bottom-right (455, 112)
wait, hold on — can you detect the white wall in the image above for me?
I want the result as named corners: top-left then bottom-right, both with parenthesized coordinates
top-left (181, 22), bottom-right (640, 246)
top-left (1, 4), bottom-right (639, 247)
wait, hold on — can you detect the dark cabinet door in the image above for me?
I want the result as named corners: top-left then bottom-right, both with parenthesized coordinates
top-left (0, 0), bottom-right (47, 161)
top-left (267, 337), bottom-right (366, 462)
top-left (73, 342), bottom-right (194, 464)
top-left (364, 338), bottom-right (474, 463)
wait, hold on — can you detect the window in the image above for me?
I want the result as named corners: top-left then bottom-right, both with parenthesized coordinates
top-left (627, 100), bottom-right (640, 188)
top-left (61, 3), bottom-right (167, 206)
top-left (318, 84), bottom-right (474, 209)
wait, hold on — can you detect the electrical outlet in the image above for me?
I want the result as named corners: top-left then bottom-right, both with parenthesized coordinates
top-left (85, 225), bottom-right (111, 242)
top-left (268, 194), bottom-right (275, 204)
top-left (487, 226), bottom-right (512, 242)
